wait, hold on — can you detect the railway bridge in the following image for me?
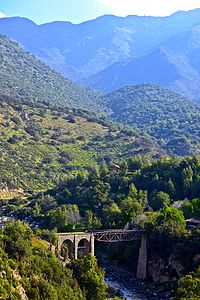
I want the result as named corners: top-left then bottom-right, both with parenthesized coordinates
top-left (56, 229), bottom-right (147, 279)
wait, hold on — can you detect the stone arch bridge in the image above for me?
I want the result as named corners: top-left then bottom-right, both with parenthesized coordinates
top-left (56, 229), bottom-right (147, 279)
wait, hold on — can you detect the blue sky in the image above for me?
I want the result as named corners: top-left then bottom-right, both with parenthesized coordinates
top-left (0, 0), bottom-right (200, 24)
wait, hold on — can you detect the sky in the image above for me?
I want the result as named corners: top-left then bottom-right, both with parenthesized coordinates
top-left (0, 0), bottom-right (200, 24)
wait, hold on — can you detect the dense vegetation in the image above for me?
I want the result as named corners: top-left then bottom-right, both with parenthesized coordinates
top-left (99, 84), bottom-right (200, 155)
top-left (0, 221), bottom-right (116, 300)
top-left (2, 155), bottom-right (199, 231)
top-left (0, 34), bottom-right (101, 113)
top-left (175, 266), bottom-right (200, 299)
top-left (0, 95), bottom-right (162, 195)
top-left (1, 156), bottom-right (199, 298)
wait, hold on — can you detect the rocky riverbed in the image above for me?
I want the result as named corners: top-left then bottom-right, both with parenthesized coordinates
top-left (104, 265), bottom-right (173, 300)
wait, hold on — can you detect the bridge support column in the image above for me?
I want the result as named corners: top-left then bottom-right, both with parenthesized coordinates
top-left (136, 235), bottom-right (147, 280)
top-left (90, 234), bottom-right (94, 256)
top-left (74, 236), bottom-right (78, 260)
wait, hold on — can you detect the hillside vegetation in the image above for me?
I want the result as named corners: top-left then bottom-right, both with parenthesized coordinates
top-left (1, 155), bottom-right (200, 298)
top-left (0, 34), bottom-right (101, 113)
top-left (0, 221), bottom-right (108, 300)
top-left (99, 84), bottom-right (200, 155)
top-left (3, 153), bottom-right (200, 232)
top-left (0, 94), bottom-right (163, 194)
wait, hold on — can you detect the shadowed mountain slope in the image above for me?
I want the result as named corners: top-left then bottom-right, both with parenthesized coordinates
top-left (82, 47), bottom-right (200, 104)
top-left (81, 19), bottom-right (200, 103)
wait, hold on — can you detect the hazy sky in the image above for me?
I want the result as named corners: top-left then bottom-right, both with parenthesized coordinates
top-left (0, 0), bottom-right (200, 24)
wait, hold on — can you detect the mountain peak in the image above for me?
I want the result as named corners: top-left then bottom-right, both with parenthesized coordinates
top-left (0, 16), bottom-right (37, 26)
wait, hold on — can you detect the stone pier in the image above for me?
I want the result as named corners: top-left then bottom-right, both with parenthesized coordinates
top-left (136, 235), bottom-right (147, 280)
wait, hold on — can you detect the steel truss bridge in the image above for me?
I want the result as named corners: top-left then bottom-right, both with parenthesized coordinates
top-left (94, 229), bottom-right (145, 242)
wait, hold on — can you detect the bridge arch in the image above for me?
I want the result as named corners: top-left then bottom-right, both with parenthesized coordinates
top-left (60, 239), bottom-right (74, 260)
top-left (77, 238), bottom-right (90, 257)
top-left (57, 233), bottom-right (94, 260)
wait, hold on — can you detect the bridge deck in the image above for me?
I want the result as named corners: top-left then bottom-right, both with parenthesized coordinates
top-left (57, 229), bottom-right (145, 243)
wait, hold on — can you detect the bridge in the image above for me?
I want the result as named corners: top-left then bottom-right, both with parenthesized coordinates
top-left (56, 229), bottom-right (147, 279)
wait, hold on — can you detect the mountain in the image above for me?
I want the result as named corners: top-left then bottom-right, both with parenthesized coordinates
top-left (82, 20), bottom-right (200, 103)
top-left (160, 21), bottom-right (200, 76)
top-left (0, 93), bottom-right (163, 195)
top-left (99, 84), bottom-right (200, 155)
top-left (81, 47), bottom-right (200, 103)
top-left (1, 10), bottom-right (200, 81)
top-left (0, 34), bottom-right (101, 113)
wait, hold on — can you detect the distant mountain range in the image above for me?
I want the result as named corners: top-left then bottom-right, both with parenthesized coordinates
top-left (82, 46), bottom-right (200, 104)
top-left (1, 10), bottom-right (200, 102)
top-left (82, 21), bottom-right (200, 103)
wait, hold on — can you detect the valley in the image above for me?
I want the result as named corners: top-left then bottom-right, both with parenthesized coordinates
top-left (0, 6), bottom-right (199, 300)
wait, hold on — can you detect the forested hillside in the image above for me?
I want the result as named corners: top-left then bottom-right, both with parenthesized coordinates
top-left (3, 155), bottom-right (199, 231)
top-left (0, 10), bottom-right (199, 300)
top-left (1, 155), bottom-right (199, 298)
top-left (0, 221), bottom-right (108, 300)
top-left (0, 34), bottom-right (101, 113)
top-left (99, 84), bottom-right (200, 155)
top-left (0, 94), bottom-right (163, 194)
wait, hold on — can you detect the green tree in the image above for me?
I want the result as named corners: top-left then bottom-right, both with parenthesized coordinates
top-left (99, 160), bottom-right (109, 182)
top-left (154, 206), bottom-right (186, 237)
top-left (83, 210), bottom-right (101, 231)
top-left (3, 221), bottom-right (32, 260)
top-left (176, 266), bottom-right (200, 299)
top-left (71, 254), bottom-right (106, 300)
top-left (150, 191), bottom-right (171, 211)
top-left (182, 166), bottom-right (193, 197)
top-left (103, 203), bottom-right (122, 228)
top-left (45, 206), bottom-right (69, 230)
top-left (121, 184), bottom-right (147, 224)
top-left (87, 179), bottom-right (110, 212)
top-left (182, 198), bottom-right (200, 219)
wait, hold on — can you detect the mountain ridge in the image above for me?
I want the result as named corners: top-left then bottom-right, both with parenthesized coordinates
top-left (82, 46), bottom-right (200, 103)
top-left (1, 9), bottom-right (200, 81)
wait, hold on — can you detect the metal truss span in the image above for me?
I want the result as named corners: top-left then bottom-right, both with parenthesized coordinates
top-left (94, 229), bottom-right (145, 243)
